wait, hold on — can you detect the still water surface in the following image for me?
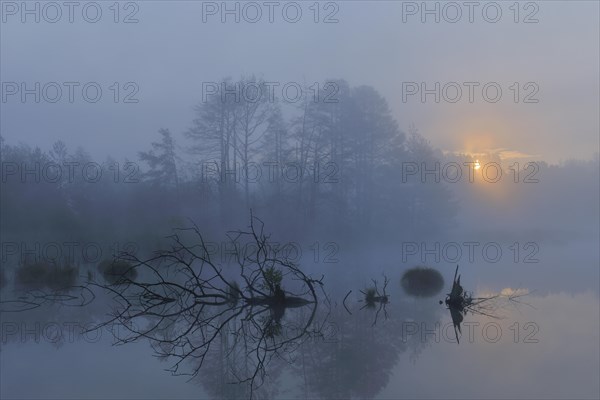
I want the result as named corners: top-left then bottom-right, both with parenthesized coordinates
top-left (1, 239), bottom-right (598, 399)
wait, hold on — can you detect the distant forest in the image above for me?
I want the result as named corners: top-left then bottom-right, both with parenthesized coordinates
top-left (1, 77), bottom-right (598, 261)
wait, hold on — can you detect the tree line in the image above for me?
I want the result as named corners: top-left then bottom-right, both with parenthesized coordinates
top-left (1, 77), bottom-right (458, 251)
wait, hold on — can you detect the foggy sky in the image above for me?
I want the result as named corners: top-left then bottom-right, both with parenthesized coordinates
top-left (1, 1), bottom-right (598, 164)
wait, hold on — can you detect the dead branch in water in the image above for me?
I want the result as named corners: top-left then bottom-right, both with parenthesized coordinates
top-left (87, 212), bottom-right (329, 398)
top-left (360, 275), bottom-right (390, 326)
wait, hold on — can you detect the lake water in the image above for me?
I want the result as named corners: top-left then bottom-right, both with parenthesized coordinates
top-left (1, 237), bottom-right (598, 399)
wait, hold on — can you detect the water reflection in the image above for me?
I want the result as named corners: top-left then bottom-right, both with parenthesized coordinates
top-left (440, 265), bottom-right (533, 344)
top-left (82, 216), bottom-right (329, 398)
top-left (359, 275), bottom-right (390, 325)
top-left (0, 219), bottom-right (447, 399)
top-left (0, 255), bottom-right (525, 398)
top-left (1, 222), bottom-right (598, 399)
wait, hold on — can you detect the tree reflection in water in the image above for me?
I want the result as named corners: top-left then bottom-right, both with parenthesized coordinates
top-left (83, 216), bottom-right (445, 399)
top-left (441, 265), bottom-right (532, 344)
top-left (89, 214), bottom-right (329, 398)
top-left (359, 275), bottom-right (390, 326)
top-left (0, 220), bottom-right (533, 399)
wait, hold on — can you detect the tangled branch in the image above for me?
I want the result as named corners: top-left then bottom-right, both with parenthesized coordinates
top-left (88, 213), bottom-right (329, 397)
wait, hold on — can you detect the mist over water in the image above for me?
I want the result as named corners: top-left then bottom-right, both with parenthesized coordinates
top-left (1, 1), bottom-right (599, 399)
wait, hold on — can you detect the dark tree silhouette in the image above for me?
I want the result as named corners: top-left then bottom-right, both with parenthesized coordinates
top-left (138, 128), bottom-right (180, 189)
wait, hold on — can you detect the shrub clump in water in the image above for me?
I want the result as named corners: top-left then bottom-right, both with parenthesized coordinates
top-left (401, 266), bottom-right (444, 297)
top-left (97, 259), bottom-right (138, 285)
top-left (15, 261), bottom-right (78, 291)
